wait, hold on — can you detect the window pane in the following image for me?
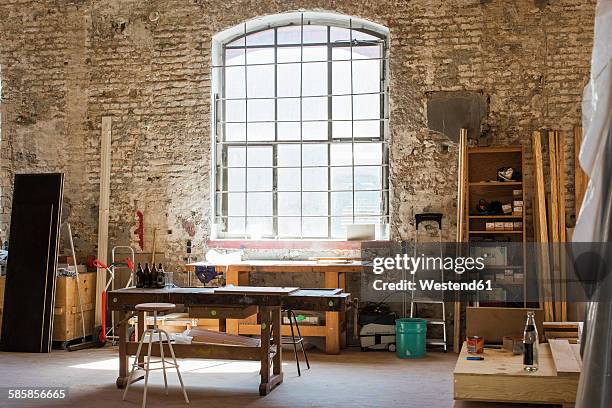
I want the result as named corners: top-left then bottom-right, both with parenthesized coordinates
top-left (331, 192), bottom-right (353, 216)
top-left (278, 217), bottom-right (301, 237)
top-left (247, 65), bottom-right (275, 97)
top-left (227, 217), bottom-right (246, 235)
top-left (302, 97), bottom-right (327, 121)
top-left (226, 123), bottom-right (246, 141)
top-left (331, 216), bottom-right (352, 238)
top-left (332, 121), bottom-right (352, 139)
top-left (247, 193), bottom-right (272, 216)
top-left (332, 61), bottom-right (351, 94)
top-left (247, 122), bottom-right (275, 141)
top-left (303, 193), bottom-right (327, 215)
top-left (330, 27), bottom-right (380, 43)
top-left (330, 143), bottom-right (352, 165)
top-left (278, 122), bottom-right (300, 140)
top-left (278, 168), bottom-right (301, 191)
top-left (277, 144), bottom-right (300, 167)
top-left (277, 46), bottom-right (301, 63)
top-left (225, 48), bottom-right (245, 66)
top-left (227, 146), bottom-right (246, 167)
top-left (277, 26), bottom-right (301, 45)
top-left (277, 98), bottom-right (300, 121)
top-left (355, 191), bottom-right (381, 215)
top-left (246, 47), bottom-right (274, 64)
top-left (353, 45), bottom-right (381, 60)
top-left (302, 217), bottom-right (328, 237)
top-left (302, 62), bottom-right (327, 96)
top-left (225, 66), bottom-right (245, 98)
top-left (247, 217), bottom-right (273, 237)
top-left (303, 45), bottom-right (326, 62)
top-left (355, 166), bottom-right (381, 190)
top-left (332, 46), bottom-right (351, 61)
top-left (278, 192), bottom-right (300, 215)
top-left (247, 146), bottom-right (272, 166)
top-left (331, 167), bottom-right (352, 190)
top-left (302, 121), bottom-right (327, 140)
top-left (302, 168), bottom-right (328, 191)
top-left (353, 60), bottom-right (380, 94)
top-left (354, 120), bottom-right (380, 139)
top-left (245, 29), bottom-right (274, 46)
top-left (353, 94), bottom-right (380, 120)
top-left (228, 168), bottom-right (245, 191)
top-left (277, 63), bottom-right (301, 97)
top-left (355, 143), bottom-right (382, 165)
top-left (228, 193), bottom-right (245, 215)
top-left (332, 95), bottom-right (351, 120)
top-left (302, 144), bottom-right (327, 166)
top-left (226, 100), bottom-right (246, 122)
top-left (247, 99), bottom-right (275, 122)
top-left (247, 168), bottom-right (272, 191)
top-left (302, 26), bottom-right (327, 44)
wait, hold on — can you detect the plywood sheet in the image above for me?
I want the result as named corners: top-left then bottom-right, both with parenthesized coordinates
top-left (549, 339), bottom-right (581, 375)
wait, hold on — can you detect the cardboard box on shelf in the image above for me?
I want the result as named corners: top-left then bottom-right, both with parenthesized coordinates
top-left (494, 222), bottom-right (505, 231)
top-left (504, 222), bottom-right (514, 231)
top-left (486, 222), bottom-right (495, 231)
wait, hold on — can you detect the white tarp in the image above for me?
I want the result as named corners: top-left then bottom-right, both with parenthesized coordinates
top-left (574, 1), bottom-right (612, 407)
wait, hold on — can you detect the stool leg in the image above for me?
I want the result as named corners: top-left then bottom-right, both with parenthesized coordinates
top-left (123, 328), bottom-right (148, 401)
top-left (287, 310), bottom-right (301, 376)
top-left (158, 328), bottom-right (168, 395)
top-left (141, 329), bottom-right (154, 408)
top-left (293, 311), bottom-right (310, 370)
top-left (161, 330), bottom-right (189, 404)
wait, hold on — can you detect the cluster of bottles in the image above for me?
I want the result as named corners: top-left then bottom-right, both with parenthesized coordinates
top-left (135, 263), bottom-right (166, 289)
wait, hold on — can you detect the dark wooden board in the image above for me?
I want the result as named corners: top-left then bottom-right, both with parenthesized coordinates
top-left (213, 286), bottom-right (299, 295)
top-left (1, 173), bottom-right (64, 352)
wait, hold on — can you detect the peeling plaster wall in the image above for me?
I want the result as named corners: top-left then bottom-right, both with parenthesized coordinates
top-left (0, 1), bottom-right (596, 270)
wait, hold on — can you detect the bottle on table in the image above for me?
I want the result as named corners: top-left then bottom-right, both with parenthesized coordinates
top-left (151, 263), bottom-right (158, 288)
top-left (143, 263), bottom-right (151, 288)
top-left (523, 311), bottom-right (539, 372)
top-left (135, 263), bottom-right (145, 288)
top-left (156, 263), bottom-right (166, 288)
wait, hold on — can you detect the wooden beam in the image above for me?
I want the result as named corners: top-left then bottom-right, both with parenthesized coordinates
top-left (454, 128), bottom-right (468, 353)
top-left (532, 131), bottom-right (554, 322)
top-left (549, 339), bottom-right (581, 375)
top-left (557, 131), bottom-right (567, 321)
top-left (95, 116), bottom-right (112, 326)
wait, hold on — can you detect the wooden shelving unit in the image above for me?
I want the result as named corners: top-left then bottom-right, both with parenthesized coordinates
top-left (465, 146), bottom-right (528, 307)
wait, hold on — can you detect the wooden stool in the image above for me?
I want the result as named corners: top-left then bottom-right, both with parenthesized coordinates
top-left (122, 303), bottom-right (189, 408)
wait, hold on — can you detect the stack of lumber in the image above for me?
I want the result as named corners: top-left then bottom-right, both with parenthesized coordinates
top-left (187, 327), bottom-right (260, 347)
top-left (543, 321), bottom-right (583, 343)
top-left (532, 130), bottom-right (568, 322)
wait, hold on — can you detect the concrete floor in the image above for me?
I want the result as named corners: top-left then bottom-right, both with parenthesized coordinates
top-left (0, 347), bottom-right (558, 408)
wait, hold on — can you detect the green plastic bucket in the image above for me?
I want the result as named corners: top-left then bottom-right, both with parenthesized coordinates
top-left (395, 318), bottom-right (427, 359)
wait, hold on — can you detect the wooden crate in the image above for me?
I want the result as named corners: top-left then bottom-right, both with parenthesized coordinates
top-left (0, 275), bottom-right (5, 336)
top-left (53, 272), bottom-right (96, 342)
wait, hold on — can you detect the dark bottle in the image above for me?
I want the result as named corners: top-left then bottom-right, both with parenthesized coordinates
top-left (135, 263), bottom-right (145, 288)
top-left (156, 263), bottom-right (166, 288)
top-left (151, 263), bottom-right (158, 288)
top-left (143, 263), bottom-right (151, 288)
top-left (523, 311), bottom-right (539, 372)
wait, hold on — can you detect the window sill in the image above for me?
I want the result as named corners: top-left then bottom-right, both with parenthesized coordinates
top-left (206, 239), bottom-right (391, 250)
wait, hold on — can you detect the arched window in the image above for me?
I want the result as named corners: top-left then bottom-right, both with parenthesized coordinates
top-left (211, 11), bottom-right (389, 239)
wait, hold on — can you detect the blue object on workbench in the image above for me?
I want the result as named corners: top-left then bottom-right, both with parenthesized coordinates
top-left (195, 265), bottom-right (218, 284)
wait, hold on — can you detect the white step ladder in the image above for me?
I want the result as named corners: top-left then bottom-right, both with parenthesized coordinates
top-left (409, 213), bottom-right (447, 352)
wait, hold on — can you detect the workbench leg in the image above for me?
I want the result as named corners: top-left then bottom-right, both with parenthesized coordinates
top-left (116, 311), bottom-right (129, 389)
top-left (339, 272), bottom-right (347, 349)
top-left (259, 307), bottom-right (272, 396)
top-left (325, 271), bottom-right (341, 354)
top-left (138, 311), bottom-right (145, 367)
top-left (226, 267), bottom-right (240, 335)
top-left (272, 307), bottom-right (283, 377)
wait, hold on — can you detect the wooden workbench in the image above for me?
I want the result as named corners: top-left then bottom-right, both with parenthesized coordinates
top-left (188, 260), bottom-right (366, 354)
top-left (108, 286), bottom-right (349, 395)
top-left (453, 342), bottom-right (580, 407)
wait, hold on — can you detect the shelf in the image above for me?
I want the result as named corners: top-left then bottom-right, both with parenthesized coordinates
top-left (468, 146), bottom-right (523, 154)
top-left (469, 181), bottom-right (523, 187)
top-left (469, 230), bottom-right (523, 234)
top-left (469, 215), bottom-right (523, 219)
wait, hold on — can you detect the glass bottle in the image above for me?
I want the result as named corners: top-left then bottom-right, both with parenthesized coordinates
top-left (143, 263), bottom-right (151, 288)
top-left (135, 263), bottom-right (145, 288)
top-left (151, 263), bottom-right (158, 288)
top-left (523, 311), bottom-right (539, 372)
top-left (156, 263), bottom-right (166, 288)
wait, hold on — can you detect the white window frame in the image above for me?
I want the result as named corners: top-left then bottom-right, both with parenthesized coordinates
top-left (210, 11), bottom-right (390, 240)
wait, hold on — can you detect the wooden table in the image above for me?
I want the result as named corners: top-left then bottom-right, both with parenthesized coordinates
top-left (187, 260), bottom-right (366, 354)
top-left (454, 342), bottom-right (580, 407)
top-left (108, 286), bottom-right (349, 395)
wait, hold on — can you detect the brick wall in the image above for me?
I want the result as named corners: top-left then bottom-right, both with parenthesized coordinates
top-left (0, 0), bottom-right (596, 267)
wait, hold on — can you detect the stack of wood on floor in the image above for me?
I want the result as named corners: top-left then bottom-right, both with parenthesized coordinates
top-left (53, 266), bottom-right (96, 346)
top-left (532, 129), bottom-right (570, 323)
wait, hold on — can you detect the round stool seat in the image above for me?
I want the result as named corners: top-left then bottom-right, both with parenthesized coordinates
top-left (135, 302), bottom-right (176, 312)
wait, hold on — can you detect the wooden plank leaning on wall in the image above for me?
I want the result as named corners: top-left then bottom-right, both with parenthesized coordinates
top-left (453, 128), bottom-right (468, 353)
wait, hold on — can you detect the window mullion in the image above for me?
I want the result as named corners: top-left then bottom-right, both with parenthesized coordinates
top-left (327, 25), bottom-right (332, 239)
top-left (273, 27), bottom-right (279, 238)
